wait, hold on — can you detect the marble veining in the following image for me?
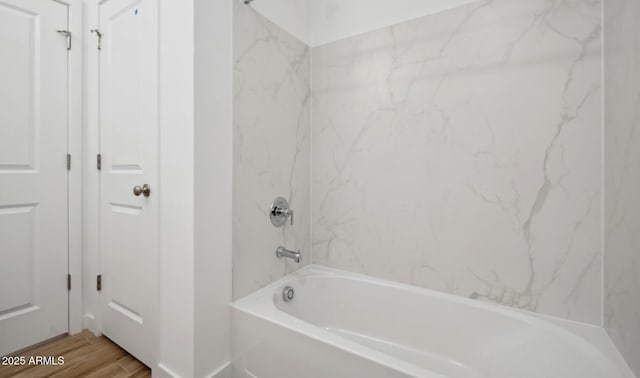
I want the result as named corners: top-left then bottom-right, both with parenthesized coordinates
top-left (312, 0), bottom-right (602, 324)
top-left (604, 0), bottom-right (640, 374)
top-left (233, 1), bottom-right (311, 300)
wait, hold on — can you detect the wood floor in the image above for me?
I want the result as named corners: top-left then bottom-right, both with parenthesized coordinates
top-left (0, 330), bottom-right (151, 378)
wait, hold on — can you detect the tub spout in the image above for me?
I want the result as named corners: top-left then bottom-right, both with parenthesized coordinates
top-left (276, 246), bottom-right (301, 263)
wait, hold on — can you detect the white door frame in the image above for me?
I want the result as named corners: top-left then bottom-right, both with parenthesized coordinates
top-left (83, 0), bottom-right (104, 335)
top-left (59, 0), bottom-right (83, 335)
top-left (82, 0), bottom-right (101, 334)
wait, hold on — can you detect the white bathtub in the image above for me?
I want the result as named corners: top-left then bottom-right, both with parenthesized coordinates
top-left (231, 265), bottom-right (634, 378)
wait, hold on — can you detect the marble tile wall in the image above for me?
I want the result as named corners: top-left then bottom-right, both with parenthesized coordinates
top-left (232, 1), bottom-right (311, 300)
top-left (312, 0), bottom-right (603, 324)
top-left (604, 0), bottom-right (640, 374)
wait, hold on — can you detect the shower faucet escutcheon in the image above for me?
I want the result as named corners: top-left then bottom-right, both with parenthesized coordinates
top-left (270, 196), bottom-right (294, 227)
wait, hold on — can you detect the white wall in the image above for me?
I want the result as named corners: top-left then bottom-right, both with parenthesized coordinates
top-left (249, 0), bottom-right (311, 45)
top-left (247, 0), bottom-right (477, 46)
top-left (194, 0), bottom-right (233, 376)
top-left (157, 1), bottom-right (234, 376)
top-left (157, 0), bottom-right (195, 375)
top-left (308, 0), bottom-right (477, 46)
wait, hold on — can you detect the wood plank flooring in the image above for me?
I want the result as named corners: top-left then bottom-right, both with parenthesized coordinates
top-left (0, 330), bottom-right (151, 378)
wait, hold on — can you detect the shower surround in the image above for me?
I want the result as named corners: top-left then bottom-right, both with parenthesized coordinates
top-left (233, 0), bottom-right (604, 323)
top-left (604, 0), bottom-right (640, 373)
top-left (313, 0), bottom-right (602, 324)
top-left (233, 1), bottom-right (311, 299)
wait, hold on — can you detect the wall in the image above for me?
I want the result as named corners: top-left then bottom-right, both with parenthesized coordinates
top-left (194, 0), bottom-right (234, 376)
top-left (312, 0), bottom-right (603, 324)
top-left (232, 1), bottom-right (311, 300)
top-left (604, 0), bottom-right (640, 374)
top-left (249, 0), bottom-right (311, 46)
top-left (158, 0), bottom-right (234, 376)
top-left (247, 0), bottom-right (477, 47)
top-left (157, 0), bottom-right (195, 375)
top-left (308, 0), bottom-right (476, 46)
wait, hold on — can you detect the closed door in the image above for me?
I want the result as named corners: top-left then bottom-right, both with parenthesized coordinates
top-left (98, 0), bottom-right (158, 366)
top-left (0, 0), bottom-right (69, 356)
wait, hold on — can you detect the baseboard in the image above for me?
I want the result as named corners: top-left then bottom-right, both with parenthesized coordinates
top-left (155, 361), bottom-right (231, 378)
top-left (82, 313), bottom-right (99, 335)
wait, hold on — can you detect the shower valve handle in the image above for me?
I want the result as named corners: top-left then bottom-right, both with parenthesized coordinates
top-left (270, 197), bottom-right (293, 227)
top-left (277, 208), bottom-right (293, 225)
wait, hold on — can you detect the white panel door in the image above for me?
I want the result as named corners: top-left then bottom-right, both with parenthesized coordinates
top-left (98, 0), bottom-right (157, 366)
top-left (0, 0), bottom-right (69, 356)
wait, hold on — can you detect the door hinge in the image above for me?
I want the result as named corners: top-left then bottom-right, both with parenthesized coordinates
top-left (67, 274), bottom-right (71, 291)
top-left (97, 154), bottom-right (102, 170)
top-left (57, 30), bottom-right (71, 50)
top-left (96, 274), bottom-right (102, 291)
top-left (67, 154), bottom-right (71, 170)
top-left (90, 29), bottom-right (102, 50)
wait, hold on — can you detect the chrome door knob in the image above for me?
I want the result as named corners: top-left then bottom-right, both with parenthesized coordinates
top-left (133, 184), bottom-right (151, 197)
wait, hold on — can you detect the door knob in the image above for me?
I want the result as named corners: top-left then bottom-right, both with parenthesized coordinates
top-left (133, 184), bottom-right (151, 197)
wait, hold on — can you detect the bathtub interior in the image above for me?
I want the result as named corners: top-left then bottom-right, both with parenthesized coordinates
top-left (233, 265), bottom-right (634, 378)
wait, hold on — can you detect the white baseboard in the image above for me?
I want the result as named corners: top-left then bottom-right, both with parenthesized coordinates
top-left (82, 313), bottom-right (99, 335)
top-left (154, 361), bottom-right (231, 378)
